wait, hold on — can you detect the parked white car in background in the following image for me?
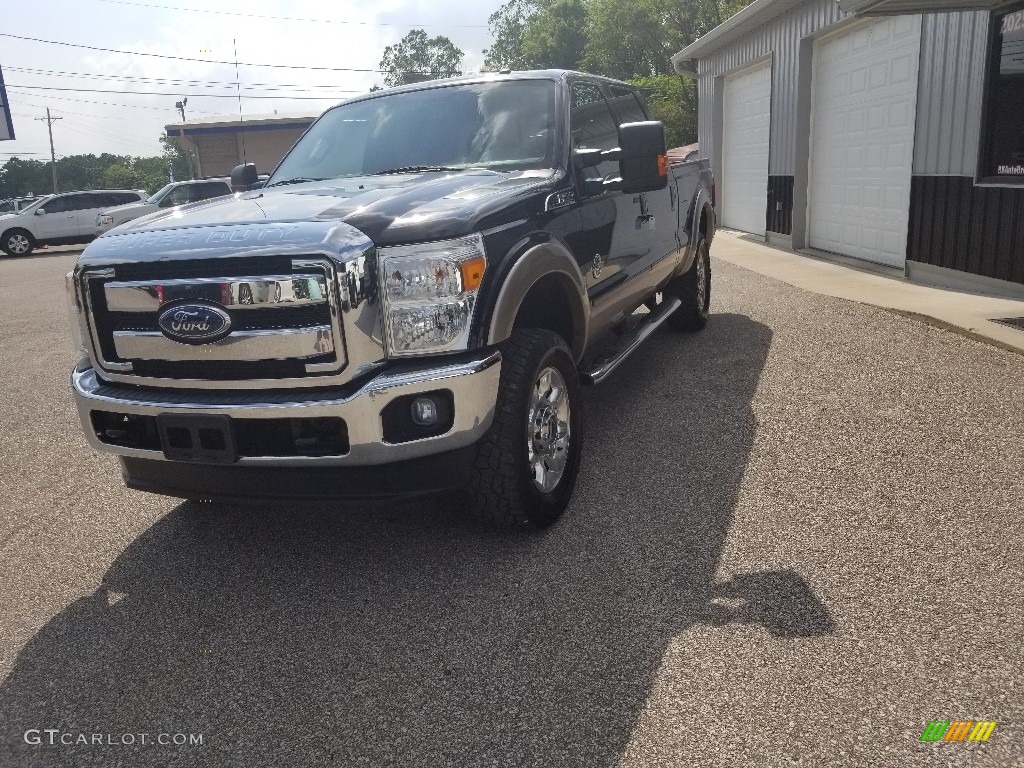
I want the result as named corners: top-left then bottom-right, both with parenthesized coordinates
top-left (0, 196), bottom-right (41, 215)
top-left (95, 178), bottom-right (232, 236)
top-left (0, 189), bottom-right (147, 256)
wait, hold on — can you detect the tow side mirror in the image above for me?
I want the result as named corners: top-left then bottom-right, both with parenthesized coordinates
top-left (616, 121), bottom-right (668, 194)
top-left (230, 163), bottom-right (259, 193)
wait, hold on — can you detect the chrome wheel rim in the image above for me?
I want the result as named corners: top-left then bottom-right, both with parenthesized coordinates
top-left (8, 234), bottom-right (29, 254)
top-left (527, 366), bottom-right (571, 494)
top-left (696, 245), bottom-right (708, 313)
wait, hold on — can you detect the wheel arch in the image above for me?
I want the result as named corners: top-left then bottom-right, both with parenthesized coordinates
top-left (676, 190), bottom-right (715, 278)
top-left (485, 239), bottom-right (589, 362)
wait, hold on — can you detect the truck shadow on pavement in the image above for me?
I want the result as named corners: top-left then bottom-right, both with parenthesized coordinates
top-left (0, 312), bottom-right (834, 767)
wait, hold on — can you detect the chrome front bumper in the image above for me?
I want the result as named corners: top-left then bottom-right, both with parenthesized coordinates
top-left (72, 350), bottom-right (501, 467)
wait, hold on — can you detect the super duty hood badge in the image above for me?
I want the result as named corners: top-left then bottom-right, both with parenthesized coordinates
top-left (158, 303), bottom-right (232, 344)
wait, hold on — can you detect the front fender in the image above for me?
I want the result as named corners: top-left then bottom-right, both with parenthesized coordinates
top-left (485, 238), bottom-right (589, 360)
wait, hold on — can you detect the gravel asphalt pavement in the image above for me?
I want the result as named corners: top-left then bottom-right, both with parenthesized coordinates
top-left (0, 249), bottom-right (1021, 767)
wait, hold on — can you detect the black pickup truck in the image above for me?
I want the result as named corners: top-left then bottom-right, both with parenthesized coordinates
top-left (67, 70), bottom-right (716, 529)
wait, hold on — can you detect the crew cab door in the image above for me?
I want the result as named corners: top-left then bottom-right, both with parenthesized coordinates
top-left (33, 194), bottom-right (84, 240)
top-left (563, 80), bottom-right (645, 300)
top-left (606, 85), bottom-right (681, 281)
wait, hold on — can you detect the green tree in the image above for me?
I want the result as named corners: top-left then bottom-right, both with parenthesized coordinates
top-left (0, 157), bottom-right (50, 198)
top-left (483, 0), bottom-right (539, 71)
top-left (521, 0), bottom-right (588, 70)
top-left (379, 29), bottom-right (464, 88)
top-left (479, 0), bottom-right (755, 153)
top-left (101, 163), bottom-right (137, 190)
top-left (0, 135), bottom-right (187, 198)
top-left (630, 75), bottom-right (698, 147)
top-left (160, 134), bottom-right (192, 185)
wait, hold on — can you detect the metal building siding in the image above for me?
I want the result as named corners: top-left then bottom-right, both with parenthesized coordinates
top-left (696, 2), bottom-right (992, 177)
top-left (697, 0), bottom-right (847, 175)
top-left (912, 11), bottom-right (989, 176)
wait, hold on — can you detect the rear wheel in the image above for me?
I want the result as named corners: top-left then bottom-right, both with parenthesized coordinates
top-left (464, 328), bottom-right (583, 530)
top-left (666, 236), bottom-right (710, 331)
top-left (1, 229), bottom-right (35, 257)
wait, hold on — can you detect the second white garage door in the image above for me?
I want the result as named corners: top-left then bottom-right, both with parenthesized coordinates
top-left (722, 61), bottom-right (772, 236)
top-left (809, 16), bottom-right (922, 267)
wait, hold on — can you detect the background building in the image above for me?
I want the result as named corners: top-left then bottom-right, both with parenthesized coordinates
top-left (673, 0), bottom-right (1024, 295)
top-left (165, 113), bottom-right (318, 178)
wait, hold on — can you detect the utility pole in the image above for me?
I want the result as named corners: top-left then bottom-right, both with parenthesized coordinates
top-left (34, 108), bottom-right (62, 193)
top-left (174, 97), bottom-right (195, 179)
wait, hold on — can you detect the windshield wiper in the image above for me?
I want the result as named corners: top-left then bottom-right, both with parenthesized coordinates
top-left (370, 166), bottom-right (464, 175)
top-left (267, 176), bottom-right (327, 187)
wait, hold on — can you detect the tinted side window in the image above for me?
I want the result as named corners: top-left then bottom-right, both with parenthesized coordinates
top-left (607, 86), bottom-right (649, 125)
top-left (42, 195), bottom-right (79, 213)
top-left (191, 182), bottom-right (229, 202)
top-left (168, 186), bottom-right (191, 205)
top-left (570, 81), bottom-right (619, 180)
top-left (114, 192), bottom-right (142, 205)
top-left (76, 194), bottom-right (108, 211)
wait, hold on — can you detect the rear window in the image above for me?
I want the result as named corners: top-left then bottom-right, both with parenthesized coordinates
top-left (607, 85), bottom-right (649, 125)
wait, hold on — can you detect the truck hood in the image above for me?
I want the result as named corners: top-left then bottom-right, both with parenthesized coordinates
top-left (88, 168), bottom-right (555, 253)
top-left (104, 201), bottom-right (157, 217)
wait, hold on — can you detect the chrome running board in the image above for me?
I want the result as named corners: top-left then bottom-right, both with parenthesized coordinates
top-left (579, 295), bottom-right (682, 385)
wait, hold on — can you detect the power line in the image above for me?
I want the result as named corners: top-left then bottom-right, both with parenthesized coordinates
top-left (6, 88), bottom-right (237, 113)
top-left (0, 32), bottom-right (385, 73)
top-left (8, 91), bottom-right (219, 117)
top-left (90, 0), bottom-right (489, 28)
top-left (6, 83), bottom-right (357, 100)
top-left (60, 116), bottom-right (160, 148)
top-left (4, 66), bottom-right (365, 92)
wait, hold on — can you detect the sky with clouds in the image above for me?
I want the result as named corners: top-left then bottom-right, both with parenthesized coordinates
top-left (0, 0), bottom-right (504, 161)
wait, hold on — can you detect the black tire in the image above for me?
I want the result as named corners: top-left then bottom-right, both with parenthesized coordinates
top-left (464, 328), bottom-right (583, 530)
top-left (1, 228), bottom-right (35, 257)
top-left (666, 235), bottom-right (711, 331)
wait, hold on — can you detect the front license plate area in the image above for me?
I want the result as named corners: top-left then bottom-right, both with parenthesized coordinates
top-left (157, 414), bottom-right (238, 464)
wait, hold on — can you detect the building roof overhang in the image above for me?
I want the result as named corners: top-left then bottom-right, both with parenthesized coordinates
top-left (672, 0), bottom-right (1016, 73)
top-left (838, 0), bottom-right (1016, 12)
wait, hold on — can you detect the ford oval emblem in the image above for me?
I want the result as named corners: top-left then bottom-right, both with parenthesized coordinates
top-left (157, 303), bottom-right (232, 344)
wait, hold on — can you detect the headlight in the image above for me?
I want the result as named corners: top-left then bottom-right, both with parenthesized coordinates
top-left (379, 234), bottom-right (487, 357)
top-left (65, 271), bottom-right (89, 365)
top-left (97, 214), bottom-right (113, 227)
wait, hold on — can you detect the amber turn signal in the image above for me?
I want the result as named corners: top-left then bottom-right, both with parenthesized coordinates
top-left (658, 154), bottom-right (669, 177)
top-left (460, 256), bottom-right (486, 292)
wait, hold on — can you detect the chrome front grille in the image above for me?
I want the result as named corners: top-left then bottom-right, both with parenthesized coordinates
top-left (81, 258), bottom-right (349, 386)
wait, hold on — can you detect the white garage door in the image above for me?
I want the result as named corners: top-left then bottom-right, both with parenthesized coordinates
top-left (721, 61), bottom-right (772, 236)
top-left (809, 16), bottom-right (921, 267)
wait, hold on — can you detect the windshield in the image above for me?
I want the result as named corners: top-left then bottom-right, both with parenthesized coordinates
top-left (147, 183), bottom-right (176, 205)
top-left (0, 201), bottom-right (14, 214)
top-left (19, 196), bottom-right (51, 215)
top-left (269, 80), bottom-right (558, 184)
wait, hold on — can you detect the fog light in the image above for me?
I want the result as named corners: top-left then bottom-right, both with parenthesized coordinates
top-left (410, 397), bottom-right (439, 427)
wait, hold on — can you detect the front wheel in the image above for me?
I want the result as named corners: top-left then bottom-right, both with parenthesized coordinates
top-left (665, 236), bottom-right (710, 331)
top-left (1, 229), bottom-right (35, 257)
top-left (463, 328), bottom-right (583, 530)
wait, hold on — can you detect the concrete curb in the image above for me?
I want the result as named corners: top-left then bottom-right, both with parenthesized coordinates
top-left (711, 230), bottom-right (1024, 355)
